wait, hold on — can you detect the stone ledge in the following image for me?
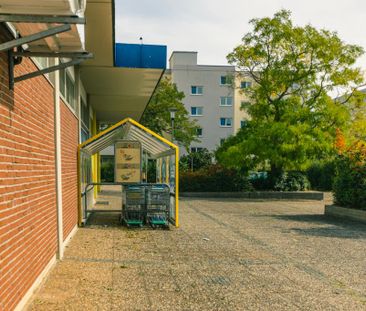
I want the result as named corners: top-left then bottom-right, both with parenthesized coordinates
top-left (180, 191), bottom-right (324, 200)
top-left (325, 205), bottom-right (366, 223)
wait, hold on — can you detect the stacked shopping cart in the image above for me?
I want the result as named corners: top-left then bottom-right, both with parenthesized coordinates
top-left (122, 184), bottom-right (146, 227)
top-left (146, 184), bottom-right (170, 228)
top-left (121, 183), bottom-right (170, 228)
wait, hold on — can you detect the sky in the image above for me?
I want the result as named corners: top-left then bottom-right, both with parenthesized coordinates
top-left (115, 0), bottom-right (366, 69)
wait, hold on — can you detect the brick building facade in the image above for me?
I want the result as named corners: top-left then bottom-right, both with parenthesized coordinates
top-left (0, 25), bottom-right (80, 310)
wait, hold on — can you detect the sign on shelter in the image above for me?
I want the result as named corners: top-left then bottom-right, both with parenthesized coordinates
top-left (115, 141), bottom-right (142, 183)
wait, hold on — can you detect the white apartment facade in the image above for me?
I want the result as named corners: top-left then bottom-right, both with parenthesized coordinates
top-left (168, 51), bottom-right (251, 155)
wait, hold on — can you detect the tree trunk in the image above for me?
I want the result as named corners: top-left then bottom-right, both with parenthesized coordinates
top-left (269, 163), bottom-right (283, 188)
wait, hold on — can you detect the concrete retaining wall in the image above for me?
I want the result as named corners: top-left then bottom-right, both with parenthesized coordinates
top-left (180, 191), bottom-right (324, 201)
top-left (325, 205), bottom-right (366, 224)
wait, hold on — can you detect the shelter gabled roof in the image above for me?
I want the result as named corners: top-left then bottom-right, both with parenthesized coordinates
top-left (79, 118), bottom-right (178, 158)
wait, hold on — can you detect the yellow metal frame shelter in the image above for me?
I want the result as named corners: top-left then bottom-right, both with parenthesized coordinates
top-left (77, 118), bottom-right (179, 227)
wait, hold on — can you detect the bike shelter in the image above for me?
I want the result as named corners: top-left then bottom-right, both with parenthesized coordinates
top-left (78, 118), bottom-right (179, 227)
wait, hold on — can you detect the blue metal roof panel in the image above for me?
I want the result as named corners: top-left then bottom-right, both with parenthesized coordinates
top-left (115, 43), bottom-right (167, 70)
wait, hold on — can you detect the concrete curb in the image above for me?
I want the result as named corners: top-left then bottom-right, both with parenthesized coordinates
top-left (325, 205), bottom-right (366, 224)
top-left (180, 191), bottom-right (324, 201)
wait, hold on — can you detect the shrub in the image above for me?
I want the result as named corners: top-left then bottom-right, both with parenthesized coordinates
top-left (306, 161), bottom-right (336, 191)
top-left (249, 172), bottom-right (272, 190)
top-left (179, 164), bottom-right (253, 192)
top-left (333, 142), bottom-right (366, 210)
top-left (274, 171), bottom-right (310, 191)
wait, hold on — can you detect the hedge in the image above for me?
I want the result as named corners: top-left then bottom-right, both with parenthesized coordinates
top-left (333, 154), bottom-right (366, 210)
top-left (179, 165), bottom-right (253, 192)
top-left (306, 161), bottom-right (335, 191)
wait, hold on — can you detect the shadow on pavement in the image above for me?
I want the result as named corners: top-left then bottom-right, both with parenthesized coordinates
top-left (86, 212), bottom-right (121, 227)
top-left (273, 214), bottom-right (366, 239)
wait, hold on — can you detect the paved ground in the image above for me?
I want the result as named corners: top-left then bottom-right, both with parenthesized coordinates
top-left (29, 194), bottom-right (366, 310)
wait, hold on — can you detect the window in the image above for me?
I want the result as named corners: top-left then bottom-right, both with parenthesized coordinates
top-left (60, 69), bottom-right (66, 97)
top-left (196, 128), bottom-right (203, 137)
top-left (66, 73), bottom-right (75, 109)
top-left (220, 96), bottom-right (233, 106)
top-left (191, 107), bottom-right (203, 116)
top-left (220, 75), bottom-right (232, 85)
top-left (240, 120), bottom-right (248, 128)
top-left (81, 129), bottom-right (89, 143)
top-left (191, 147), bottom-right (203, 153)
top-left (191, 85), bottom-right (203, 95)
top-left (59, 69), bottom-right (76, 111)
top-left (241, 81), bottom-right (252, 89)
top-left (81, 98), bottom-right (90, 132)
top-left (220, 118), bottom-right (232, 127)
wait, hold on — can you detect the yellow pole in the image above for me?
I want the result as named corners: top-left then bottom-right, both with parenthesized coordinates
top-left (91, 112), bottom-right (98, 198)
top-left (175, 146), bottom-right (179, 228)
top-left (77, 146), bottom-right (82, 226)
top-left (97, 152), bottom-right (101, 190)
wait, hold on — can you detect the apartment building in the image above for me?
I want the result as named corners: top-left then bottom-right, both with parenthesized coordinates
top-left (168, 51), bottom-right (252, 154)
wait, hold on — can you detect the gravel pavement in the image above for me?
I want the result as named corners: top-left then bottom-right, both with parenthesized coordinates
top-left (28, 195), bottom-right (366, 311)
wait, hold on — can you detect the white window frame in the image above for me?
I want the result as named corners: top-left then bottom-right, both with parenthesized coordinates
top-left (220, 117), bottom-right (232, 127)
top-left (196, 128), bottom-right (203, 137)
top-left (220, 75), bottom-right (232, 86)
top-left (190, 107), bottom-right (203, 116)
top-left (191, 85), bottom-right (203, 95)
top-left (241, 81), bottom-right (252, 89)
top-left (220, 96), bottom-right (233, 106)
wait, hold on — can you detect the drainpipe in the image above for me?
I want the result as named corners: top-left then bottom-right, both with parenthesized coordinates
top-left (54, 58), bottom-right (64, 259)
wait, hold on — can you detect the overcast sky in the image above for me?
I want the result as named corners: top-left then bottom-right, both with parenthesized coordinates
top-left (115, 0), bottom-right (366, 69)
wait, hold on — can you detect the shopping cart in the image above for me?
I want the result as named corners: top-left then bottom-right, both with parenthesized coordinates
top-left (122, 184), bottom-right (146, 227)
top-left (146, 184), bottom-right (170, 228)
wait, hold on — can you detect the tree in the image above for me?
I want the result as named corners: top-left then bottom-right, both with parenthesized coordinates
top-left (140, 77), bottom-right (199, 148)
top-left (179, 148), bottom-right (213, 172)
top-left (217, 10), bottom-right (365, 182)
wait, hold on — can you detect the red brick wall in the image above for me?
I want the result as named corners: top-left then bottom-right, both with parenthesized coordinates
top-left (0, 29), bottom-right (57, 310)
top-left (60, 100), bottom-right (78, 240)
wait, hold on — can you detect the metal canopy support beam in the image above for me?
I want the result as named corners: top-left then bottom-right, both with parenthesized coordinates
top-left (14, 58), bottom-right (84, 83)
top-left (12, 51), bottom-right (93, 59)
top-left (0, 24), bottom-right (71, 52)
top-left (0, 14), bottom-right (85, 24)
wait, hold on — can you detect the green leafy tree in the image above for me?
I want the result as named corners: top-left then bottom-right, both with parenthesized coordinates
top-left (217, 10), bottom-right (365, 182)
top-left (141, 77), bottom-right (199, 148)
top-left (180, 148), bottom-right (213, 172)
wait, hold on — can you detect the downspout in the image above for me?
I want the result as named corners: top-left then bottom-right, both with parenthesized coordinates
top-left (54, 58), bottom-right (64, 259)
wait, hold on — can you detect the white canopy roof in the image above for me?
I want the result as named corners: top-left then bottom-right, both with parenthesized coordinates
top-left (80, 118), bottom-right (177, 159)
top-left (0, 0), bottom-right (85, 52)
